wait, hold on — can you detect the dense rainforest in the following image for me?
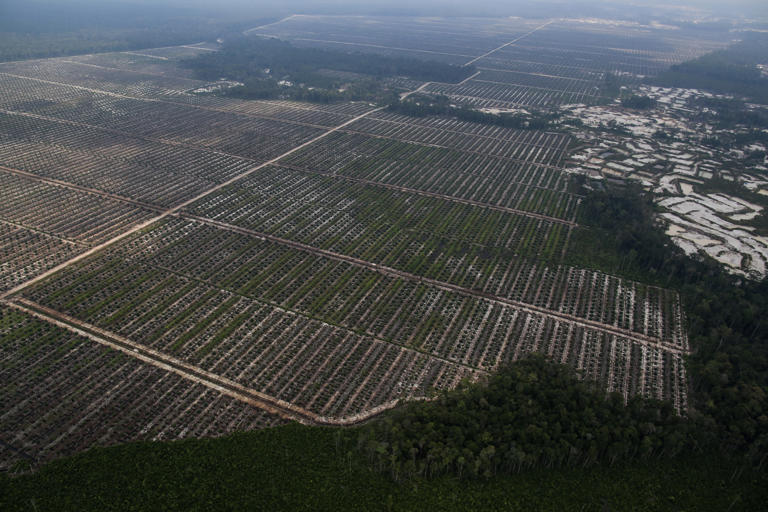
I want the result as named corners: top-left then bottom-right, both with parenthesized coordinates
top-left (359, 356), bottom-right (694, 480)
top-left (1, 422), bottom-right (765, 511)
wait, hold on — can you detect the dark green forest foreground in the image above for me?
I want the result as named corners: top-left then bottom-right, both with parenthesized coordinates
top-left (183, 37), bottom-right (475, 103)
top-left (2, 183), bottom-right (767, 510)
top-left (1, 422), bottom-right (766, 512)
top-left (567, 182), bottom-right (768, 463)
top-left (361, 357), bottom-right (692, 480)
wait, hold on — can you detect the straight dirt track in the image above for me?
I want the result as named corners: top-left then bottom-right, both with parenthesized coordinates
top-left (7, 298), bottom-right (402, 426)
top-left (0, 106), bottom-right (383, 301)
top-left (0, 28), bottom-right (687, 424)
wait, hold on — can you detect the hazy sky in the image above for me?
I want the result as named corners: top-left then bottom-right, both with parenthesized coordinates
top-left (2, 0), bottom-right (766, 30)
top-left (123, 0), bottom-right (768, 18)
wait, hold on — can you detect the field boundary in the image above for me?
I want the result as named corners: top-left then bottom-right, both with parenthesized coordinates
top-left (4, 298), bottom-right (408, 426)
top-left (180, 212), bottom-right (684, 355)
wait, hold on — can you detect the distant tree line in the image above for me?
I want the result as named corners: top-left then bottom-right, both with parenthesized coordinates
top-left (223, 77), bottom-right (397, 104)
top-left (654, 32), bottom-right (768, 104)
top-left (183, 36), bottom-right (475, 103)
top-left (360, 355), bottom-right (693, 480)
top-left (0, 24), bottom-right (230, 62)
top-left (0, 1), bottom-right (268, 63)
top-left (620, 94), bottom-right (655, 110)
top-left (389, 95), bottom-right (557, 130)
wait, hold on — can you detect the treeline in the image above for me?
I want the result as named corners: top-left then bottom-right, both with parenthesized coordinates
top-left (224, 77), bottom-right (397, 104)
top-left (596, 72), bottom-right (622, 102)
top-left (389, 96), bottom-right (557, 129)
top-left (654, 32), bottom-right (768, 104)
top-left (0, 25), bottom-right (226, 62)
top-left (693, 97), bottom-right (768, 135)
top-left (3, 424), bottom-right (767, 511)
top-left (568, 182), bottom-right (768, 464)
top-left (184, 36), bottom-right (475, 101)
top-left (362, 182), bottom-right (768, 481)
top-left (359, 356), bottom-right (692, 480)
top-left (620, 94), bottom-right (654, 110)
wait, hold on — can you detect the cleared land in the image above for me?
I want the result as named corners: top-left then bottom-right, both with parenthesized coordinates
top-left (252, 16), bottom-right (726, 108)
top-left (0, 17), bottom-right (727, 467)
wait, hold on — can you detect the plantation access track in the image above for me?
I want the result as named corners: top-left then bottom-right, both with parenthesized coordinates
top-left (6, 298), bottom-right (414, 426)
top-left (0, 112), bottom-right (575, 227)
top-left (180, 213), bottom-right (681, 355)
top-left (0, 105), bottom-right (385, 300)
top-left (463, 20), bottom-right (554, 67)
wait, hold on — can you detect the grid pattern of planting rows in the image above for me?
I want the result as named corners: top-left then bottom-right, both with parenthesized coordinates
top-left (0, 223), bottom-right (82, 292)
top-left (0, 112), bottom-right (255, 206)
top-left (249, 15), bottom-right (541, 65)
top-left (0, 77), bottom-right (327, 162)
top-left (433, 21), bottom-right (724, 109)
top-left (185, 164), bottom-right (570, 261)
top-left (0, 60), bottom-right (372, 127)
top-left (278, 130), bottom-right (578, 220)
top-left (0, 58), bottom-right (206, 100)
top-left (0, 26), bottom-right (697, 444)
top-left (19, 218), bottom-right (688, 413)
top-left (475, 69), bottom-right (600, 96)
top-left (435, 20), bottom-right (727, 109)
top-left (21, 232), bottom-right (480, 419)
top-left (346, 115), bottom-right (569, 165)
top-left (500, 23), bottom-right (726, 78)
top-left (0, 170), bottom-right (154, 245)
top-left (423, 81), bottom-right (592, 109)
top-left (0, 159), bottom-right (154, 292)
top-left (184, 172), bottom-right (683, 345)
top-left (66, 51), bottom-right (203, 79)
top-left (0, 306), bottom-right (285, 470)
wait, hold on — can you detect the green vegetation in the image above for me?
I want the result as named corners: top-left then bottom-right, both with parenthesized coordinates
top-left (0, 25), bottom-right (226, 62)
top-left (654, 33), bottom-right (768, 104)
top-left (389, 95), bottom-right (557, 129)
top-left (695, 177), bottom-right (768, 209)
top-left (566, 181), bottom-right (768, 464)
top-left (596, 72), bottom-right (623, 102)
top-left (0, 1), bottom-right (267, 62)
top-left (360, 356), bottom-right (692, 481)
top-left (690, 98), bottom-right (768, 147)
top-left (183, 36), bottom-right (475, 103)
top-left (620, 95), bottom-right (655, 110)
top-left (2, 421), bottom-right (766, 511)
